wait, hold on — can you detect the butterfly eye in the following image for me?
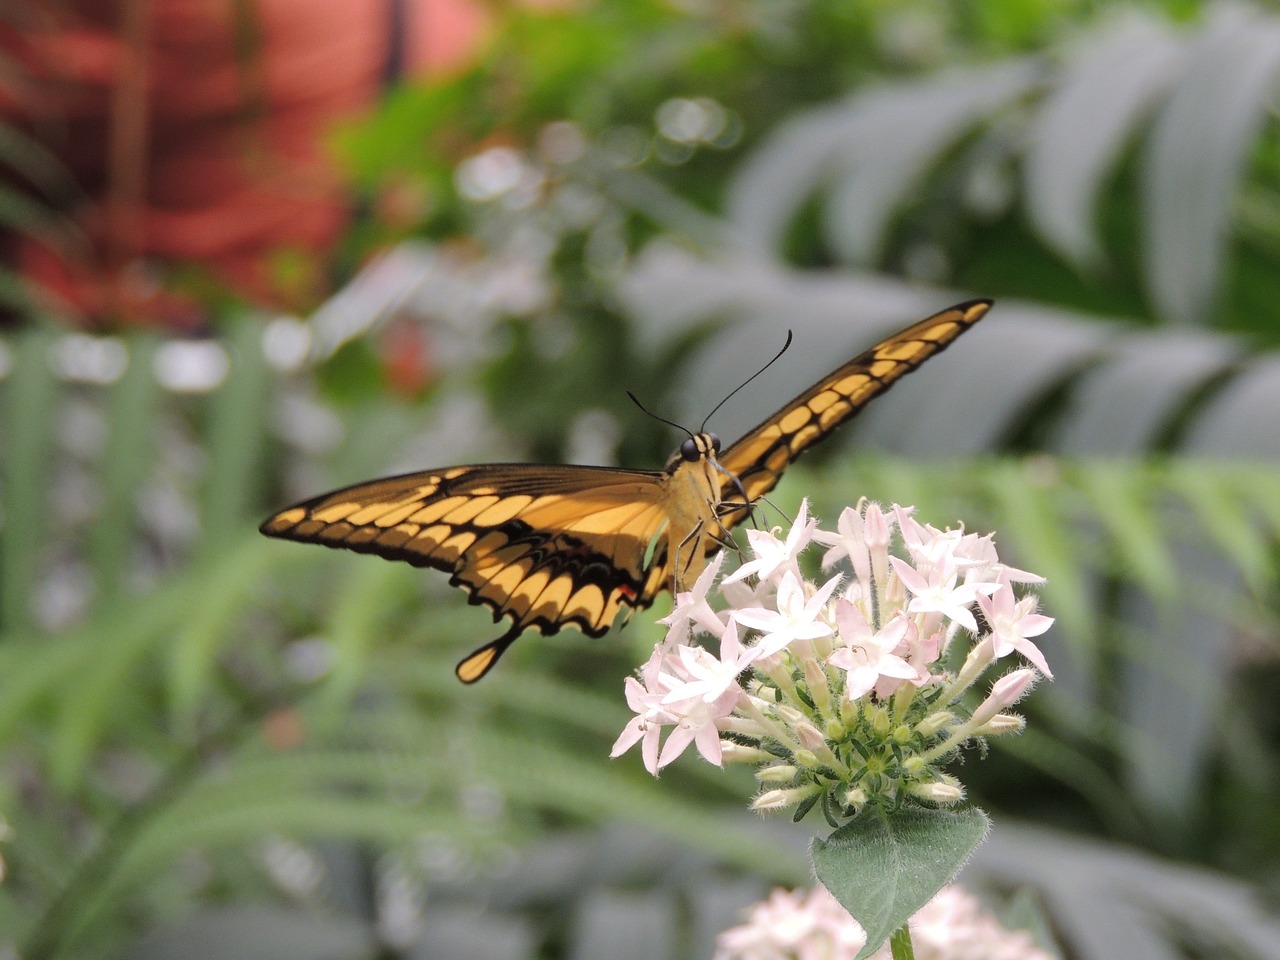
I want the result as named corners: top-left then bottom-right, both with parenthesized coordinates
top-left (680, 437), bottom-right (701, 462)
top-left (708, 434), bottom-right (721, 454)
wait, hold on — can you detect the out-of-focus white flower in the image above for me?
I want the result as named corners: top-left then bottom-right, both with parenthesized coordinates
top-left (715, 883), bottom-right (1057, 960)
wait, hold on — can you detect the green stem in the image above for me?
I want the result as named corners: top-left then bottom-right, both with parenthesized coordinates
top-left (889, 922), bottom-right (916, 960)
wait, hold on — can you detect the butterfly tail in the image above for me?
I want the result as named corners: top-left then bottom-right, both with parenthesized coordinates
top-left (455, 625), bottom-right (523, 684)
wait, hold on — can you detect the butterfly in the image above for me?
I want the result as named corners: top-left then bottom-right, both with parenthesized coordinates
top-left (261, 299), bottom-right (991, 682)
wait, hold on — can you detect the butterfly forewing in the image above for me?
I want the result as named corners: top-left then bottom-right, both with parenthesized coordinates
top-left (261, 463), bottom-right (674, 679)
top-left (714, 299), bottom-right (991, 521)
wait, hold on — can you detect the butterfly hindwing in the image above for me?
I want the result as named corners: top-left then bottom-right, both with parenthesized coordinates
top-left (261, 464), bottom-right (674, 680)
top-left (715, 299), bottom-right (991, 520)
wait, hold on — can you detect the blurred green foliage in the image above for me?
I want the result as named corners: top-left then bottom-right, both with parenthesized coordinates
top-left (4, 1), bottom-right (1280, 957)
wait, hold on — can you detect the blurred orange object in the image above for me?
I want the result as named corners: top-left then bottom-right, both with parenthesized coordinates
top-left (0, 0), bottom-right (487, 329)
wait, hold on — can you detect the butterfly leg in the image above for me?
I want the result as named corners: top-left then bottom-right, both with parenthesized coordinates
top-left (455, 624), bottom-right (523, 683)
top-left (671, 520), bottom-right (707, 592)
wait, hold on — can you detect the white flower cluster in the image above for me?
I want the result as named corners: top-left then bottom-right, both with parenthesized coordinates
top-left (612, 501), bottom-right (1053, 818)
top-left (714, 883), bottom-right (1055, 960)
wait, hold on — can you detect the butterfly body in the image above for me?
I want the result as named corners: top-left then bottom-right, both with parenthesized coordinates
top-left (261, 299), bottom-right (992, 682)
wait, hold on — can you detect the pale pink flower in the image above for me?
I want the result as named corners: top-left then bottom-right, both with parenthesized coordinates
top-left (662, 618), bottom-right (757, 705)
top-left (716, 884), bottom-right (1057, 960)
top-left (969, 668), bottom-right (1037, 729)
top-left (723, 500), bottom-right (816, 586)
top-left (828, 602), bottom-right (919, 701)
top-left (735, 571), bottom-right (839, 658)
top-left (610, 645), bottom-right (677, 774)
top-left (659, 550), bottom-right (728, 646)
top-left (656, 686), bottom-right (739, 769)
top-left (714, 885), bottom-right (866, 960)
top-left (976, 571), bottom-right (1054, 677)
top-left (890, 557), bottom-right (997, 634)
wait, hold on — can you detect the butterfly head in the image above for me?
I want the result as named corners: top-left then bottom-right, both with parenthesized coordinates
top-left (680, 432), bottom-right (721, 462)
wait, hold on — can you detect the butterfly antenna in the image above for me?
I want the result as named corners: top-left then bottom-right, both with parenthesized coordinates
top-left (699, 330), bottom-right (794, 433)
top-left (627, 390), bottom-right (695, 442)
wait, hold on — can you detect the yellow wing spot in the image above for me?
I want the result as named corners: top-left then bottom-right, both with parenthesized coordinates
top-left (473, 495), bottom-right (534, 526)
top-left (505, 568), bottom-right (553, 614)
top-left (270, 508), bottom-right (306, 528)
top-left (408, 524), bottom-right (451, 554)
top-left (790, 423), bottom-right (820, 451)
top-left (442, 467), bottom-right (469, 480)
top-left (437, 530), bottom-right (478, 564)
top-left (466, 485), bottom-right (499, 496)
top-left (566, 583), bottom-right (606, 625)
top-left (371, 500), bottom-right (431, 528)
top-left (833, 372), bottom-right (873, 397)
top-left (457, 646), bottom-right (499, 683)
top-left (478, 562), bottom-right (531, 603)
top-left (819, 400), bottom-right (849, 429)
top-left (808, 389), bottom-right (841, 414)
top-left (877, 341), bottom-right (928, 362)
top-left (410, 496), bottom-right (467, 525)
top-left (779, 406), bottom-right (811, 434)
top-left (444, 495), bottom-right (500, 525)
top-left (766, 446), bottom-right (789, 473)
top-left (314, 501), bottom-right (360, 524)
top-left (530, 576), bottom-right (574, 621)
top-left (375, 526), bottom-right (414, 549)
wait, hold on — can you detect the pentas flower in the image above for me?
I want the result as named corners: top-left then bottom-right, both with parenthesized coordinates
top-left (612, 500), bottom-right (1054, 822)
top-left (714, 883), bottom-right (1056, 960)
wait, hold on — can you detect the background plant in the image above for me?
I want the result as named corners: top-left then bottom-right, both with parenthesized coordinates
top-left (2, 1), bottom-right (1280, 958)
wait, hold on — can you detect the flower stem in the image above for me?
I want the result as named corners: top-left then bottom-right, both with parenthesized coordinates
top-left (889, 923), bottom-right (916, 960)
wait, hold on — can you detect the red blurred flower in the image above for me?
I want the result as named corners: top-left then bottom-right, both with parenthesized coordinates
top-left (0, 0), bottom-right (487, 329)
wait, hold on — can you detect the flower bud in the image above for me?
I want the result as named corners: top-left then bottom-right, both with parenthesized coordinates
top-left (803, 659), bottom-right (833, 716)
top-left (969, 669), bottom-right (1036, 729)
top-left (871, 707), bottom-right (891, 737)
top-left (775, 704), bottom-right (806, 728)
top-left (973, 712), bottom-right (1025, 736)
top-left (839, 697), bottom-right (860, 728)
top-left (720, 742), bottom-right (775, 764)
top-left (756, 764), bottom-right (799, 783)
top-left (752, 785), bottom-right (820, 812)
top-left (906, 780), bottom-right (965, 805)
top-left (795, 721), bottom-right (842, 767)
top-left (916, 710), bottom-right (954, 737)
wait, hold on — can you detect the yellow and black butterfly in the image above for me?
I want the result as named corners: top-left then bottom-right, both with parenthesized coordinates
top-left (261, 299), bottom-right (991, 682)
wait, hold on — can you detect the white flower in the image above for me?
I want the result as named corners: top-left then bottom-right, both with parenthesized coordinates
top-left (968, 668), bottom-right (1037, 730)
top-left (661, 618), bottom-right (757, 705)
top-left (976, 571), bottom-right (1054, 677)
top-left (716, 884), bottom-right (1058, 960)
top-left (723, 499), bottom-right (816, 586)
top-left (889, 556), bottom-right (997, 634)
top-left (659, 550), bottom-right (727, 646)
top-left (610, 645), bottom-right (676, 775)
top-left (657, 686), bottom-right (739, 769)
top-left (828, 602), bottom-right (919, 701)
top-left (714, 885), bottom-right (866, 960)
top-left (735, 570), bottom-right (839, 658)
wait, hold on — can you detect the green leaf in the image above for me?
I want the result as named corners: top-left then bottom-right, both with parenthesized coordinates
top-left (811, 806), bottom-right (990, 959)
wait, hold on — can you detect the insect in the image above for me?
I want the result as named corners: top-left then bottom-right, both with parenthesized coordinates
top-left (261, 299), bottom-right (991, 682)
